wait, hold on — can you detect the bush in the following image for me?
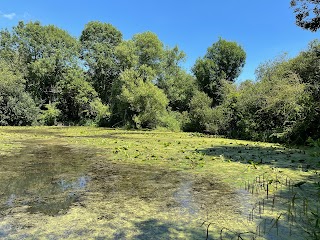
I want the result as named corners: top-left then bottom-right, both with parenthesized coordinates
top-left (187, 91), bottom-right (215, 132)
top-left (89, 99), bottom-right (111, 126)
top-left (39, 103), bottom-right (61, 126)
top-left (158, 111), bottom-right (182, 132)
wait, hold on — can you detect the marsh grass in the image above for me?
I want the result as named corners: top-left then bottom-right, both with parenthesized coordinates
top-left (0, 126), bottom-right (319, 239)
top-left (236, 169), bottom-right (320, 239)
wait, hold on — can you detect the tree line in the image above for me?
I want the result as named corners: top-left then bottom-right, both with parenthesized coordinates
top-left (0, 20), bottom-right (319, 145)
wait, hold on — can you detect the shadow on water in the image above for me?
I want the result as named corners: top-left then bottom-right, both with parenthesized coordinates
top-left (0, 127), bottom-right (156, 140)
top-left (198, 144), bottom-right (320, 171)
top-left (239, 180), bottom-right (319, 240)
top-left (0, 138), bottom-right (258, 238)
top-left (0, 144), bottom-right (93, 216)
top-left (90, 162), bottom-right (255, 239)
top-left (0, 127), bottom-right (64, 137)
top-left (197, 144), bottom-right (320, 239)
top-left (130, 219), bottom-right (208, 240)
top-left (90, 161), bottom-right (243, 212)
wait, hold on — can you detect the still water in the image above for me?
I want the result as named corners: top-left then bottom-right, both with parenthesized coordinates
top-left (0, 141), bottom-right (253, 239)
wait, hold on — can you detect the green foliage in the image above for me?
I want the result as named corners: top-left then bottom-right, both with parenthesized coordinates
top-left (57, 68), bottom-right (99, 122)
top-left (80, 21), bottom-right (122, 103)
top-left (288, 40), bottom-right (320, 95)
top-left (39, 103), bottom-right (61, 126)
top-left (1, 19), bottom-right (320, 144)
top-left (226, 58), bottom-right (306, 142)
top-left (284, 41), bottom-right (320, 143)
top-left (162, 46), bottom-right (186, 75)
top-left (115, 40), bottom-right (139, 71)
top-left (89, 99), bottom-right (111, 126)
top-left (158, 69), bottom-right (197, 112)
top-left (158, 111), bottom-right (182, 132)
top-left (193, 58), bottom-right (222, 103)
top-left (132, 31), bottom-right (164, 71)
top-left (157, 46), bottom-right (197, 112)
top-left (110, 66), bottom-right (169, 129)
top-left (306, 137), bottom-right (320, 147)
top-left (0, 29), bottom-right (23, 72)
top-left (205, 38), bottom-right (246, 82)
top-left (0, 61), bottom-right (39, 126)
top-left (13, 21), bottom-right (80, 103)
top-left (193, 38), bottom-right (246, 105)
top-left (186, 91), bottom-right (215, 132)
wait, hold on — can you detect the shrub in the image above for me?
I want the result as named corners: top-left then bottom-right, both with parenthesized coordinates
top-left (39, 103), bottom-right (61, 126)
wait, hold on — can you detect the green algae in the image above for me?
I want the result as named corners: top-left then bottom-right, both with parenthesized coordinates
top-left (0, 126), bottom-right (318, 239)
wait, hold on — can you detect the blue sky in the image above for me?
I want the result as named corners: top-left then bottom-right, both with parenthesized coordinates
top-left (0, 0), bottom-right (319, 82)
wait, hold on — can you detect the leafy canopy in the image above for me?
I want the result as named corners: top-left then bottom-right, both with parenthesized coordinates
top-left (80, 21), bottom-right (123, 103)
top-left (193, 38), bottom-right (246, 104)
top-left (291, 0), bottom-right (320, 31)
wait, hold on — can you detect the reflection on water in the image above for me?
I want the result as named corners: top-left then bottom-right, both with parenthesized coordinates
top-left (0, 141), bottom-right (253, 239)
top-left (55, 176), bottom-right (90, 191)
top-left (0, 144), bottom-right (92, 216)
top-left (6, 194), bottom-right (16, 207)
top-left (173, 181), bottom-right (198, 215)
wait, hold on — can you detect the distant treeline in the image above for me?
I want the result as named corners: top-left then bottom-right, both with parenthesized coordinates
top-left (0, 21), bottom-right (319, 144)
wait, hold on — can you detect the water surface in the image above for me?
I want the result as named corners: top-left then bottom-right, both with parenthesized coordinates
top-left (0, 139), bottom-right (254, 239)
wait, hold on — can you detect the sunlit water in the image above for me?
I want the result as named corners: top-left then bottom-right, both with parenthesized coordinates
top-left (0, 141), bottom-right (256, 239)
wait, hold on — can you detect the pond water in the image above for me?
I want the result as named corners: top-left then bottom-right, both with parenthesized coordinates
top-left (0, 141), bottom-right (255, 239)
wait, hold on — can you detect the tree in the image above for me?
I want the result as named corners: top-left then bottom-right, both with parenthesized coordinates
top-left (234, 58), bottom-right (306, 142)
top-left (288, 40), bottom-right (320, 86)
top-left (205, 38), bottom-right (246, 82)
top-left (0, 29), bottom-right (20, 71)
top-left (193, 38), bottom-right (246, 105)
top-left (193, 58), bottom-right (222, 104)
top-left (186, 91), bottom-right (215, 132)
top-left (115, 40), bottom-right (139, 71)
top-left (12, 21), bottom-right (80, 104)
top-left (157, 46), bottom-right (197, 112)
top-left (0, 61), bottom-right (39, 126)
top-left (110, 65), bottom-right (168, 128)
top-left (291, 0), bottom-right (320, 31)
top-left (161, 46), bottom-right (186, 76)
top-left (56, 68), bottom-right (101, 122)
top-left (132, 31), bottom-right (164, 73)
top-left (286, 40), bottom-right (320, 142)
top-left (158, 70), bottom-right (197, 112)
top-left (80, 21), bottom-right (122, 103)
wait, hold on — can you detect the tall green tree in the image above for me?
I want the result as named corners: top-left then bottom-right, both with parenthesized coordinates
top-left (132, 31), bottom-right (164, 73)
top-left (80, 21), bottom-right (122, 103)
top-left (0, 29), bottom-right (21, 71)
top-left (286, 40), bottom-right (320, 142)
top-left (233, 59), bottom-right (306, 142)
top-left (288, 40), bottom-right (320, 87)
top-left (12, 21), bottom-right (80, 104)
top-left (158, 70), bottom-right (197, 112)
top-left (158, 46), bottom-right (197, 112)
top-left (56, 68), bottom-right (100, 122)
top-left (115, 40), bottom-right (139, 71)
top-left (193, 38), bottom-right (246, 105)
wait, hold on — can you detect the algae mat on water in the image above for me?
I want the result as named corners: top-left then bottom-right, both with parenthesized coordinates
top-left (0, 127), bottom-right (319, 239)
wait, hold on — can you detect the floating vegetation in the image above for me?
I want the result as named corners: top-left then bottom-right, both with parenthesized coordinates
top-left (0, 126), bottom-right (319, 239)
